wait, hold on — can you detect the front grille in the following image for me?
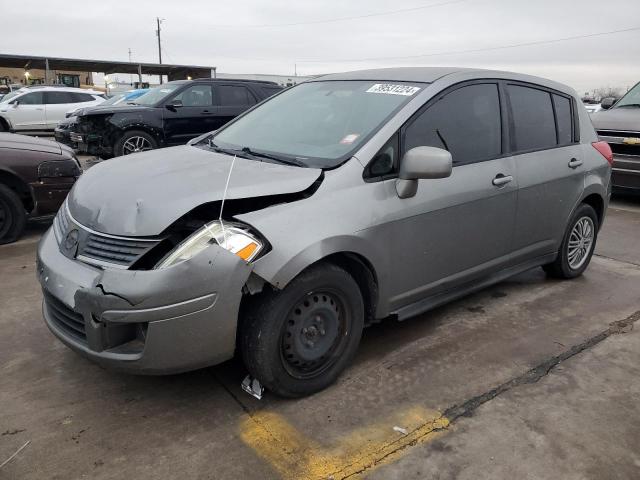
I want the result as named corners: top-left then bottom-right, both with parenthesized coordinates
top-left (81, 234), bottom-right (157, 266)
top-left (44, 292), bottom-right (87, 343)
top-left (55, 203), bottom-right (161, 268)
top-left (610, 143), bottom-right (640, 157)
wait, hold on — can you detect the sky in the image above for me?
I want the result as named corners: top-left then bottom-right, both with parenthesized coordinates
top-left (2, 0), bottom-right (640, 94)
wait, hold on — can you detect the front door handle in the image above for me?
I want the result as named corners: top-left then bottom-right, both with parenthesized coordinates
top-left (492, 174), bottom-right (513, 187)
top-left (568, 158), bottom-right (583, 169)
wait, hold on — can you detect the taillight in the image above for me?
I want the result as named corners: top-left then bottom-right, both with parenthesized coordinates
top-left (592, 141), bottom-right (614, 166)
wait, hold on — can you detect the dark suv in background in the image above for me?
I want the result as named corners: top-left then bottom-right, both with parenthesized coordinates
top-left (592, 80), bottom-right (640, 192)
top-left (71, 79), bottom-right (282, 158)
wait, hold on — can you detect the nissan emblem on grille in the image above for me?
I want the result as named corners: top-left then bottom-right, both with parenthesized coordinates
top-left (63, 229), bottom-right (80, 256)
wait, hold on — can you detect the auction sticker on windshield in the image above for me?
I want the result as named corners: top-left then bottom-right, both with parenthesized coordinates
top-left (366, 84), bottom-right (421, 96)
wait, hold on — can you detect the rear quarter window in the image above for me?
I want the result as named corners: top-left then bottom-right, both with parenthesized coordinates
top-left (553, 94), bottom-right (573, 145)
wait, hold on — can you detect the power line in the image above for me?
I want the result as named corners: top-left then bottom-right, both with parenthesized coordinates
top-left (296, 25), bottom-right (640, 63)
top-left (207, 0), bottom-right (469, 28)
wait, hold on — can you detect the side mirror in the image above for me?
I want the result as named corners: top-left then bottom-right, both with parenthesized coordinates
top-left (11, 100), bottom-right (19, 108)
top-left (600, 97), bottom-right (616, 110)
top-left (166, 99), bottom-right (183, 110)
top-left (395, 146), bottom-right (452, 198)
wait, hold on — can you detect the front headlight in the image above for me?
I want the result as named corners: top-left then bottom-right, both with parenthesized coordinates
top-left (155, 220), bottom-right (264, 269)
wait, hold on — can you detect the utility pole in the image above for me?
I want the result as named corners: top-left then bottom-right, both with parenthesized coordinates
top-left (156, 17), bottom-right (164, 84)
top-left (128, 48), bottom-right (133, 86)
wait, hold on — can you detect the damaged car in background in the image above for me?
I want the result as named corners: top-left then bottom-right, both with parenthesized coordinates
top-left (1, 133), bottom-right (81, 243)
top-left (37, 67), bottom-right (611, 398)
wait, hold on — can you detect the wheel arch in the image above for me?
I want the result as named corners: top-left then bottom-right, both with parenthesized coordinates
top-left (0, 115), bottom-right (11, 131)
top-left (0, 168), bottom-right (33, 213)
top-left (581, 192), bottom-right (605, 228)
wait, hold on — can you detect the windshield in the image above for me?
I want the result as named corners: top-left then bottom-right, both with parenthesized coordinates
top-left (102, 93), bottom-right (126, 106)
top-left (210, 80), bottom-right (424, 168)
top-left (615, 82), bottom-right (640, 108)
top-left (133, 84), bottom-right (182, 106)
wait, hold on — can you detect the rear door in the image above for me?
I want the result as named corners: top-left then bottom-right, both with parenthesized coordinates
top-left (162, 84), bottom-right (218, 145)
top-left (7, 91), bottom-right (46, 130)
top-left (44, 91), bottom-right (79, 128)
top-left (386, 82), bottom-right (518, 309)
top-left (215, 83), bottom-right (258, 128)
top-left (506, 83), bottom-right (584, 262)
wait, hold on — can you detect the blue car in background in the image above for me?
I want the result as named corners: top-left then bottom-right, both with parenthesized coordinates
top-left (55, 89), bottom-right (149, 148)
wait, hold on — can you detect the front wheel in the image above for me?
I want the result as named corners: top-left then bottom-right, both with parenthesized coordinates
top-left (113, 130), bottom-right (158, 157)
top-left (543, 203), bottom-right (599, 279)
top-left (240, 263), bottom-right (364, 398)
top-left (0, 184), bottom-right (27, 244)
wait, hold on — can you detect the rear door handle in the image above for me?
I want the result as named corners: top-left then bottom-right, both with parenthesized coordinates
top-left (492, 174), bottom-right (513, 187)
top-left (568, 158), bottom-right (583, 169)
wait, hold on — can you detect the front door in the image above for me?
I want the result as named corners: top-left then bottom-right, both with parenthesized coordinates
top-left (385, 82), bottom-right (517, 310)
top-left (8, 91), bottom-right (46, 130)
top-left (506, 84), bottom-right (585, 262)
top-left (163, 84), bottom-right (218, 145)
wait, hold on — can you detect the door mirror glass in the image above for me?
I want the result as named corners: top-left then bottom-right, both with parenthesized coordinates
top-left (396, 146), bottom-right (452, 198)
top-left (600, 97), bottom-right (616, 110)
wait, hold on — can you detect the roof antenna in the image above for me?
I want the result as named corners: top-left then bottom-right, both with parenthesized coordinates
top-left (217, 154), bottom-right (237, 245)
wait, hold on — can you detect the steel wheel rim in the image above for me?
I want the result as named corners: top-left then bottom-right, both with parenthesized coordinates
top-left (567, 216), bottom-right (595, 270)
top-left (122, 136), bottom-right (153, 155)
top-left (280, 289), bottom-right (351, 380)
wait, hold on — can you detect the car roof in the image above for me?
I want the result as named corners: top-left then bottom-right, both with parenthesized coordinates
top-left (20, 85), bottom-right (103, 94)
top-left (311, 67), bottom-right (577, 96)
top-left (316, 67), bottom-right (474, 83)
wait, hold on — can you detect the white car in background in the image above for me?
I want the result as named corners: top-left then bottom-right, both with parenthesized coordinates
top-left (0, 86), bottom-right (105, 132)
top-left (584, 103), bottom-right (602, 114)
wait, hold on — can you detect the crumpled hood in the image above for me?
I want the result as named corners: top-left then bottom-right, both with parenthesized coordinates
top-left (80, 104), bottom-right (152, 117)
top-left (68, 145), bottom-right (322, 236)
top-left (591, 108), bottom-right (640, 132)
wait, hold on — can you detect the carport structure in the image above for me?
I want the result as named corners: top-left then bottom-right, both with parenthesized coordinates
top-left (0, 53), bottom-right (216, 84)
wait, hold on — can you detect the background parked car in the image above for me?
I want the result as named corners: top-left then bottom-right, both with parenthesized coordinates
top-left (592, 80), bottom-right (640, 192)
top-left (0, 133), bottom-right (81, 243)
top-left (71, 79), bottom-right (282, 158)
top-left (55, 88), bottom-right (148, 148)
top-left (0, 86), bottom-right (105, 133)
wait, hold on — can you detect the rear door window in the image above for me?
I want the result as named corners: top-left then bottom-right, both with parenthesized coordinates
top-left (508, 85), bottom-right (557, 152)
top-left (553, 94), bottom-right (573, 145)
top-left (404, 83), bottom-right (502, 165)
top-left (45, 91), bottom-right (76, 104)
top-left (71, 92), bottom-right (97, 103)
top-left (218, 85), bottom-right (257, 107)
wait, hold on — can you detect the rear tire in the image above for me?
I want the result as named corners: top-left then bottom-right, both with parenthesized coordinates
top-left (543, 203), bottom-right (599, 279)
top-left (240, 263), bottom-right (364, 398)
top-left (113, 130), bottom-right (158, 157)
top-left (0, 184), bottom-right (27, 244)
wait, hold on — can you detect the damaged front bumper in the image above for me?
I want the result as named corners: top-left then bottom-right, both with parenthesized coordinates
top-left (36, 228), bottom-right (253, 374)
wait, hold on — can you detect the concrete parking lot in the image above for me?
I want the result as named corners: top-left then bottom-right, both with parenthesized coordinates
top-left (1, 195), bottom-right (639, 479)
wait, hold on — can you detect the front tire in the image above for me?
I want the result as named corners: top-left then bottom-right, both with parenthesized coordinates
top-left (0, 184), bottom-right (27, 244)
top-left (240, 263), bottom-right (364, 398)
top-left (543, 203), bottom-right (599, 279)
top-left (113, 130), bottom-right (158, 157)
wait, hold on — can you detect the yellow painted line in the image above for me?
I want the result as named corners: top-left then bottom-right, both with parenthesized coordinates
top-left (240, 406), bottom-right (450, 479)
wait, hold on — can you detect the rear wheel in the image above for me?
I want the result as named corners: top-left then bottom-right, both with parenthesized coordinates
top-left (0, 184), bottom-right (27, 244)
top-left (240, 263), bottom-right (364, 398)
top-left (543, 203), bottom-right (599, 279)
top-left (114, 130), bottom-right (158, 157)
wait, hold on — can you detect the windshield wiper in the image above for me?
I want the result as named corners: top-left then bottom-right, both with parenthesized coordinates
top-left (616, 103), bottom-right (640, 108)
top-left (241, 147), bottom-right (307, 167)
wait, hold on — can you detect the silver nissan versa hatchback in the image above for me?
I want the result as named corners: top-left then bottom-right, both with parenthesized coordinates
top-left (37, 67), bottom-right (612, 397)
